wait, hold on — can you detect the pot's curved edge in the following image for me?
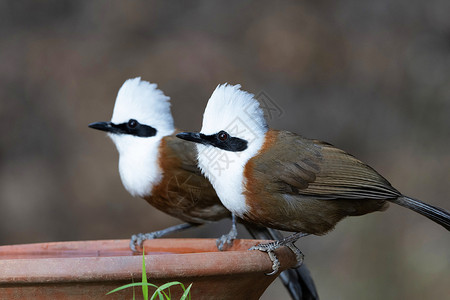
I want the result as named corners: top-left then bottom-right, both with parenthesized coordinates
top-left (0, 239), bottom-right (298, 284)
top-left (0, 238), bottom-right (269, 253)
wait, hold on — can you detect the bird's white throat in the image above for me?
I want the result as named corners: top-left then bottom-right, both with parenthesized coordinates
top-left (109, 132), bottom-right (173, 197)
top-left (106, 77), bottom-right (175, 197)
top-left (196, 132), bottom-right (266, 217)
top-left (196, 83), bottom-right (269, 216)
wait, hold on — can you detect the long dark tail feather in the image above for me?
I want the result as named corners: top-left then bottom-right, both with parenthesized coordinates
top-left (244, 223), bottom-right (319, 300)
top-left (390, 196), bottom-right (450, 231)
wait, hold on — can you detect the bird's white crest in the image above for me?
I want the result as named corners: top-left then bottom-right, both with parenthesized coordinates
top-left (108, 77), bottom-right (175, 197)
top-left (197, 84), bottom-right (268, 216)
top-left (200, 84), bottom-right (268, 137)
top-left (111, 77), bottom-right (174, 135)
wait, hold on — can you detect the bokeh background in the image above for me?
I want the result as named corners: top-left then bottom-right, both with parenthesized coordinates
top-left (1, 1), bottom-right (449, 299)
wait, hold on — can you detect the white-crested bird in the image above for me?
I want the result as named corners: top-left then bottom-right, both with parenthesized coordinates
top-left (177, 84), bottom-right (450, 273)
top-left (89, 78), bottom-right (319, 300)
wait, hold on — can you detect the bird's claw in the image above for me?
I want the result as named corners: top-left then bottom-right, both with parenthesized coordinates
top-left (249, 240), bottom-right (281, 252)
top-left (249, 241), bottom-right (282, 275)
top-left (286, 242), bottom-right (304, 268)
top-left (216, 230), bottom-right (237, 251)
top-left (266, 250), bottom-right (281, 275)
top-left (216, 214), bottom-right (238, 251)
top-left (249, 240), bottom-right (304, 275)
top-left (130, 232), bottom-right (158, 252)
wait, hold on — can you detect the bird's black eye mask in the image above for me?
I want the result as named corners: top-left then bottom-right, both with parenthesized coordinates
top-left (88, 119), bottom-right (157, 137)
top-left (176, 130), bottom-right (248, 152)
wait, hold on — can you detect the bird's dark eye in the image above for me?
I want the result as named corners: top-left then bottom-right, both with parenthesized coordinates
top-left (128, 119), bottom-right (138, 128)
top-left (217, 131), bottom-right (229, 141)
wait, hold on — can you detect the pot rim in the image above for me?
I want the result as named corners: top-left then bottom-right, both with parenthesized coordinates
top-left (0, 239), bottom-right (297, 284)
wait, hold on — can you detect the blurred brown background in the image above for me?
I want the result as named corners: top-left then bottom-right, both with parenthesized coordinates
top-left (1, 1), bottom-right (449, 299)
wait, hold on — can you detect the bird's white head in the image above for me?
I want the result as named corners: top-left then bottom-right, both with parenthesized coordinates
top-left (110, 77), bottom-right (174, 136)
top-left (89, 77), bottom-right (175, 197)
top-left (177, 84), bottom-right (268, 216)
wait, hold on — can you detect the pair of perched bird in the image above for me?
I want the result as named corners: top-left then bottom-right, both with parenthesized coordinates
top-left (89, 78), bottom-right (318, 300)
top-left (90, 78), bottom-right (450, 299)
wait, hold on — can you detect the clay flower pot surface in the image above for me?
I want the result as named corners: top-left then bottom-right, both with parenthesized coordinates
top-left (0, 238), bottom-right (297, 299)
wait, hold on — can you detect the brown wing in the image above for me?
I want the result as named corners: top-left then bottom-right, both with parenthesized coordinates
top-left (153, 134), bottom-right (229, 223)
top-left (252, 130), bottom-right (401, 200)
top-left (164, 132), bottom-right (203, 174)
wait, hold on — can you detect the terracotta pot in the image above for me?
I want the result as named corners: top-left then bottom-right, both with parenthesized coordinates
top-left (0, 239), bottom-right (297, 299)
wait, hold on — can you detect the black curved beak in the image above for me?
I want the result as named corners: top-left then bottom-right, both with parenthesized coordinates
top-left (176, 132), bottom-right (208, 145)
top-left (88, 121), bottom-right (115, 133)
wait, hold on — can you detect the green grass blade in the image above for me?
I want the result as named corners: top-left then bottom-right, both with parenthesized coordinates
top-left (155, 281), bottom-right (184, 291)
top-left (132, 276), bottom-right (136, 300)
top-left (107, 248), bottom-right (193, 300)
top-left (106, 282), bottom-right (159, 295)
top-left (150, 281), bottom-right (191, 300)
top-left (180, 283), bottom-right (193, 300)
top-left (150, 287), bottom-right (168, 300)
top-left (150, 282), bottom-right (182, 300)
top-left (142, 249), bottom-right (148, 300)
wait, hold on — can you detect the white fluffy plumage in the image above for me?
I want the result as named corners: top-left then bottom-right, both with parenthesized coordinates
top-left (111, 77), bottom-right (174, 136)
top-left (197, 84), bottom-right (268, 216)
top-left (108, 78), bottom-right (175, 197)
top-left (200, 84), bottom-right (268, 137)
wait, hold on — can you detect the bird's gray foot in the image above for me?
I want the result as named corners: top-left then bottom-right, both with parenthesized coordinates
top-left (249, 232), bottom-right (308, 275)
top-left (286, 242), bottom-right (304, 268)
top-left (129, 223), bottom-right (197, 252)
top-left (249, 240), bottom-right (282, 275)
top-left (216, 227), bottom-right (238, 251)
top-left (130, 232), bottom-right (158, 252)
top-left (216, 214), bottom-right (238, 251)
